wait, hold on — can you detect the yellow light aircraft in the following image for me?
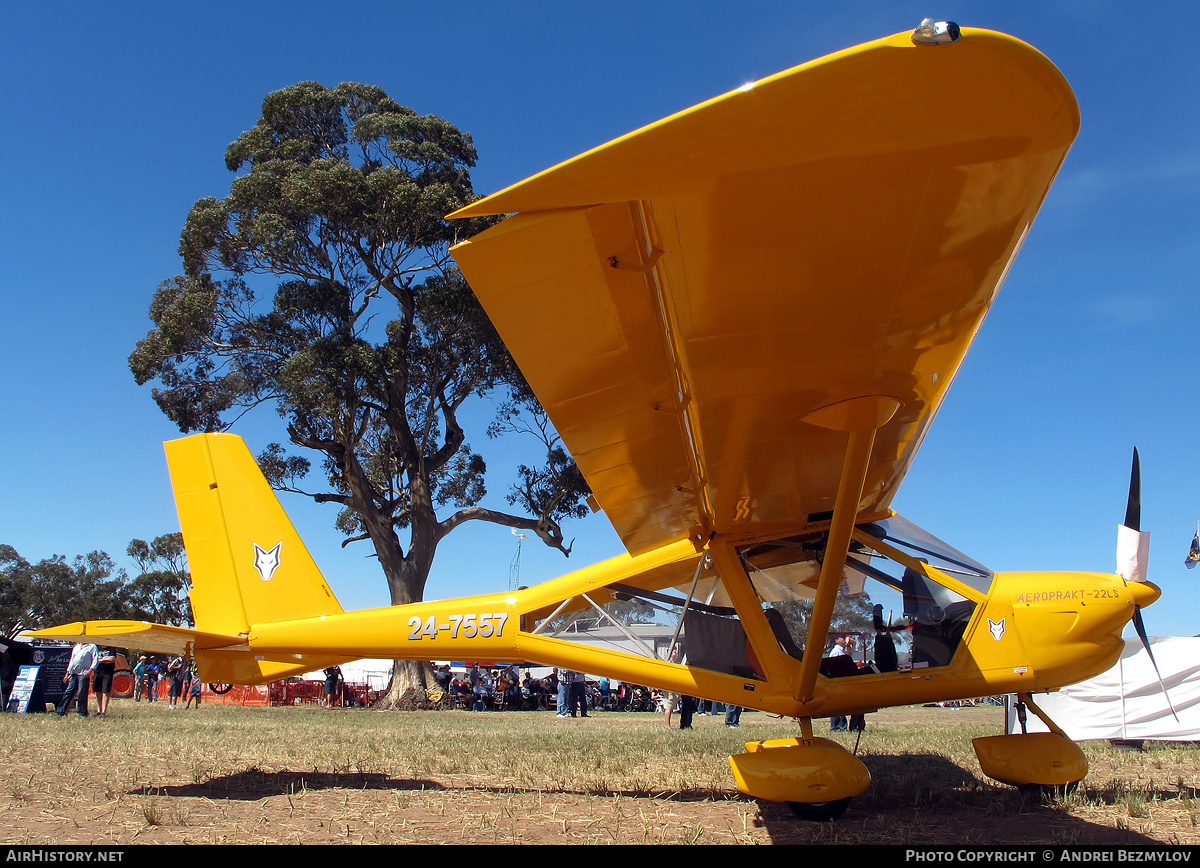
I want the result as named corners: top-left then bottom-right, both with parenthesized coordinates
top-left (33, 22), bottom-right (1164, 819)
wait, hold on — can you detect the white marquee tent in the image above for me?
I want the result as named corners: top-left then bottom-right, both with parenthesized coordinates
top-left (1006, 637), bottom-right (1200, 741)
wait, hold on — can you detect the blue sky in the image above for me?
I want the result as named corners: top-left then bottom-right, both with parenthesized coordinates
top-left (2, 2), bottom-right (1197, 638)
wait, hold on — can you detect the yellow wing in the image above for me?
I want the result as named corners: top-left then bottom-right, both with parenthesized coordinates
top-left (451, 29), bottom-right (1077, 556)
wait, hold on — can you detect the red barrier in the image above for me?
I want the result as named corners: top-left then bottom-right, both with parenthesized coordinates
top-left (197, 680), bottom-right (382, 707)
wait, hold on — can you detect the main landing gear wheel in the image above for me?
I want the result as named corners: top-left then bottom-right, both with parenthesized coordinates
top-left (786, 798), bottom-right (851, 821)
top-left (208, 683), bottom-right (234, 695)
top-left (731, 735), bottom-right (869, 821)
top-left (1018, 781), bottom-right (1080, 801)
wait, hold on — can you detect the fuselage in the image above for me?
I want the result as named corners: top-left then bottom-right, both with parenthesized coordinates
top-left (223, 527), bottom-right (1159, 719)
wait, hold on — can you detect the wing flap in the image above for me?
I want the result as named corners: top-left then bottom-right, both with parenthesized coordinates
top-left (453, 204), bottom-right (707, 553)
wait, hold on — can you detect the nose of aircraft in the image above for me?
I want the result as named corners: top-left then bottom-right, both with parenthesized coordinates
top-left (1128, 579), bottom-right (1161, 609)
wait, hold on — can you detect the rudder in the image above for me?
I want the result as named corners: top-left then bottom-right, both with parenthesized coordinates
top-left (165, 433), bottom-right (344, 635)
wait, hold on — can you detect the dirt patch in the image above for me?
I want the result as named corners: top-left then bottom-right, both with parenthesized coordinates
top-left (2, 703), bottom-right (1197, 845)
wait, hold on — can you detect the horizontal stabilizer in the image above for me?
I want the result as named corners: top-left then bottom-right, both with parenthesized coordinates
top-left (25, 620), bottom-right (247, 656)
top-left (26, 620), bottom-right (358, 685)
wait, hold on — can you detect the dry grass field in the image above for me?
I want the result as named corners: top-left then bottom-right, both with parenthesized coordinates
top-left (2, 700), bottom-right (1197, 845)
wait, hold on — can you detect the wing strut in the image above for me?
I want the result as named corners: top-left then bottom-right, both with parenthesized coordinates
top-left (793, 396), bottom-right (900, 705)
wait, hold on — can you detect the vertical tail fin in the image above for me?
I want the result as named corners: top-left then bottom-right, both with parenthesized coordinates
top-left (165, 433), bottom-right (343, 634)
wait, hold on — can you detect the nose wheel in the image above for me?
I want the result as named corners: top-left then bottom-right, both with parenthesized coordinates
top-left (973, 694), bottom-right (1088, 791)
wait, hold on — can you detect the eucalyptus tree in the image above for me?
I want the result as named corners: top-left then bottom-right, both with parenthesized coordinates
top-left (125, 533), bottom-right (193, 627)
top-left (0, 545), bottom-right (128, 638)
top-left (129, 82), bottom-right (589, 706)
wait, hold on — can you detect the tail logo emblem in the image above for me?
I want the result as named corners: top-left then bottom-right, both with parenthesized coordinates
top-left (253, 542), bottom-right (283, 581)
top-left (988, 617), bottom-right (1006, 641)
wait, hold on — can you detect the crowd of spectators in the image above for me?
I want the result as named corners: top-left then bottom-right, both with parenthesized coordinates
top-left (432, 662), bottom-right (740, 723)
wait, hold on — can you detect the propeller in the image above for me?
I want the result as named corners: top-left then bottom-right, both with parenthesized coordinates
top-left (871, 604), bottom-right (905, 634)
top-left (1116, 448), bottom-right (1178, 721)
top-left (871, 604), bottom-right (906, 673)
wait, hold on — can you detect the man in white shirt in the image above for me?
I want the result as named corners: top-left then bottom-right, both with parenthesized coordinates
top-left (828, 637), bottom-right (848, 732)
top-left (56, 642), bottom-right (98, 717)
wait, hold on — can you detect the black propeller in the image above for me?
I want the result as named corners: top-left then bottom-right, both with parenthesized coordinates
top-left (871, 604), bottom-right (902, 673)
top-left (1124, 448), bottom-right (1141, 533)
top-left (872, 604), bottom-right (905, 634)
top-left (1119, 448), bottom-right (1178, 720)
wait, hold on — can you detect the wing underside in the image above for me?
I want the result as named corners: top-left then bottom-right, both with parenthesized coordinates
top-left (452, 29), bottom-right (1078, 555)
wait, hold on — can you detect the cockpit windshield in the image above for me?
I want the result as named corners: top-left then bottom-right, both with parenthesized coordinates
top-left (858, 514), bottom-right (993, 594)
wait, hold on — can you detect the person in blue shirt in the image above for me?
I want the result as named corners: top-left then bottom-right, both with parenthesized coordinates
top-left (133, 656), bottom-right (148, 702)
top-left (145, 660), bottom-right (160, 702)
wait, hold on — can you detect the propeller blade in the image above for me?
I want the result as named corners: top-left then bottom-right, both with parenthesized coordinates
top-left (1114, 448), bottom-right (1174, 718)
top-left (1132, 605), bottom-right (1179, 722)
top-left (1124, 447), bottom-right (1141, 531)
top-left (1116, 448), bottom-right (1150, 584)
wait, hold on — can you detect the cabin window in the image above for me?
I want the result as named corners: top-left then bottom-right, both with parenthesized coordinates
top-left (524, 553), bottom-right (764, 680)
top-left (738, 516), bottom-right (983, 672)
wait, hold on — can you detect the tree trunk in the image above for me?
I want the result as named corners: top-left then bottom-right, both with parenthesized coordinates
top-left (370, 510), bottom-right (442, 710)
top-left (373, 659), bottom-right (439, 710)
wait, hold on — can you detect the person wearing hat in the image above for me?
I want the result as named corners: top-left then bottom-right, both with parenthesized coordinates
top-left (133, 655), bottom-right (148, 701)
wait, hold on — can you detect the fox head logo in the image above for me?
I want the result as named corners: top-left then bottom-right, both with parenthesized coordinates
top-left (988, 617), bottom-right (1006, 641)
top-left (253, 542), bottom-right (282, 582)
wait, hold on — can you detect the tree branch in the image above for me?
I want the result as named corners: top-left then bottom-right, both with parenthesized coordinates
top-left (439, 507), bottom-right (573, 557)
